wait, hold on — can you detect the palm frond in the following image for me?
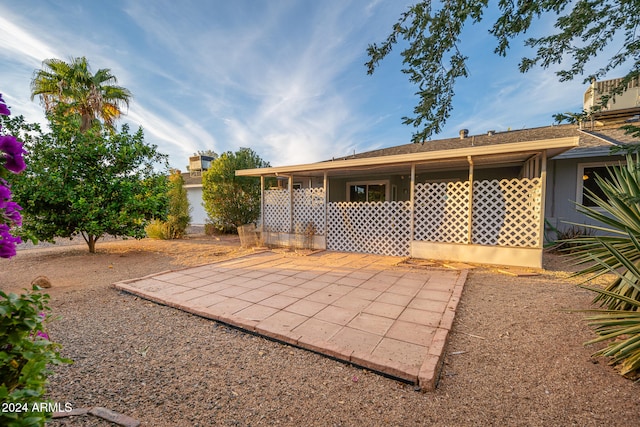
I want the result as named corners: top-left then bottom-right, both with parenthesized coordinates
top-left (564, 154), bottom-right (640, 377)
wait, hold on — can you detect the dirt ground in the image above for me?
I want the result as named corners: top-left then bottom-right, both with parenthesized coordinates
top-left (1, 234), bottom-right (638, 426)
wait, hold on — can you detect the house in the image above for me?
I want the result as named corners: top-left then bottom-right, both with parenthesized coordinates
top-left (181, 155), bottom-right (215, 226)
top-left (182, 172), bottom-right (207, 225)
top-left (235, 77), bottom-right (640, 268)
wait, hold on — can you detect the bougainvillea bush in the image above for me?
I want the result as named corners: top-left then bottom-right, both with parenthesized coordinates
top-left (0, 93), bottom-right (26, 258)
top-left (0, 287), bottom-right (71, 427)
top-left (1, 93), bottom-right (70, 426)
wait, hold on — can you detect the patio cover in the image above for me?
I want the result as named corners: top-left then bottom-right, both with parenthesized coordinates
top-left (236, 137), bottom-right (579, 178)
top-left (236, 137), bottom-right (579, 268)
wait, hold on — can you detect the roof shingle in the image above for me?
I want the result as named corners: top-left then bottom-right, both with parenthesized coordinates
top-left (334, 124), bottom-right (639, 161)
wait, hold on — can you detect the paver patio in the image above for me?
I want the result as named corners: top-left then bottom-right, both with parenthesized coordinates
top-left (113, 251), bottom-right (466, 390)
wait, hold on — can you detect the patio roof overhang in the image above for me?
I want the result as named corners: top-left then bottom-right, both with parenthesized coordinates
top-left (236, 137), bottom-right (579, 179)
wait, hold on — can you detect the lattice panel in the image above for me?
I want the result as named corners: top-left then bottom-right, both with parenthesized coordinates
top-left (472, 178), bottom-right (541, 247)
top-left (263, 189), bottom-right (290, 233)
top-left (293, 188), bottom-right (326, 234)
top-left (414, 181), bottom-right (470, 243)
top-left (327, 201), bottom-right (411, 257)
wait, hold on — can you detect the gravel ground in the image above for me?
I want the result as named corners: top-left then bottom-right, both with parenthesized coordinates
top-left (1, 236), bottom-right (638, 426)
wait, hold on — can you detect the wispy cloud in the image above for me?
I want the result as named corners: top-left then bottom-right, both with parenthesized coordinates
top-left (119, 1), bottom-right (411, 165)
top-left (0, 13), bottom-right (61, 66)
top-left (0, 0), bottom-right (601, 171)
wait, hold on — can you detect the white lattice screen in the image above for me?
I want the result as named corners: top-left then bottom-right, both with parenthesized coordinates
top-left (414, 181), bottom-right (470, 243)
top-left (293, 188), bottom-right (326, 234)
top-left (262, 176), bottom-right (542, 253)
top-left (326, 201), bottom-right (411, 257)
top-left (412, 178), bottom-right (541, 248)
top-left (264, 188), bottom-right (326, 234)
top-left (263, 189), bottom-right (290, 233)
top-left (472, 178), bottom-right (541, 247)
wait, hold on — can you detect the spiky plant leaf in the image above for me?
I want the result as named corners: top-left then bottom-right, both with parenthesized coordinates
top-left (564, 154), bottom-right (640, 377)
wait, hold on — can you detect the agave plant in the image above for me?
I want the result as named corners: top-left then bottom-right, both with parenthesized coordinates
top-left (564, 154), bottom-right (640, 376)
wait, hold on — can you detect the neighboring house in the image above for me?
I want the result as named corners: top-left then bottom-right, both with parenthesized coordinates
top-left (182, 172), bottom-right (207, 226)
top-left (182, 154), bottom-right (216, 226)
top-left (236, 77), bottom-right (640, 268)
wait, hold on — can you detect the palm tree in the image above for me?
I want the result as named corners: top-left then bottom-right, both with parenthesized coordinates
top-left (31, 57), bottom-right (132, 132)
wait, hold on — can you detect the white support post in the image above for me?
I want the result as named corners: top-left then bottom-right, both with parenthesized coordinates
top-left (538, 151), bottom-right (547, 248)
top-left (260, 175), bottom-right (265, 233)
top-left (467, 156), bottom-right (474, 245)
top-left (410, 164), bottom-right (416, 243)
top-left (324, 171), bottom-right (328, 237)
top-left (289, 175), bottom-right (294, 233)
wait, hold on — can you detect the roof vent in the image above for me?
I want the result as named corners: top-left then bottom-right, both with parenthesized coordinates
top-left (459, 129), bottom-right (469, 139)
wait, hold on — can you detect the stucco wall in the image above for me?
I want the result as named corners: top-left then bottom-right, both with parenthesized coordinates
top-left (545, 154), bottom-right (626, 237)
top-left (186, 186), bottom-right (208, 225)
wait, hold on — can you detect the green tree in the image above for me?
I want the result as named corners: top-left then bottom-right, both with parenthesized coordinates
top-left (166, 169), bottom-right (191, 238)
top-left (194, 149), bottom-right (218, 159)
top-left (7, 113), bottom-right (169, 253)
top-left (366, 1), bottom-right (640, 142)
top-left (31, 56), bottom-right (132, 132)
top-left (146, 169), bottom-right (191, 239)
top-left (202, 148), bottom-right (269, 232)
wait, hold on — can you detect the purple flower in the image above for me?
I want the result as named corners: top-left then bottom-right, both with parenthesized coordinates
top-left (0, 94), bottom-right (9, 116)
top-left (0, 91), bottom-right (24, 261)
top-left (0, 135), bottom-right (27, 173)
top-left (3, 201), bottom-right (22, 226)
top-left (33, 313), bottom-right (50, 340)
top-left (0, 223), bottom-right (21, 258)
top-left (35, 331), bottom-right (50, 340)
top-left (0, 183), bottom-right (10, 207)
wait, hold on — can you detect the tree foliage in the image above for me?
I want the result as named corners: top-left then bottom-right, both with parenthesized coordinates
top-left (366, 0), bottom-right (640, 142)
top-left (166, 169), bottom-right (191, 238)
top-left (5, 113), bottom-right (169, 253)
top-left (146, 169), bottom-right (191, 239)
top-left (202, 148), bottom-right (269, 232)
top-left (31, 57), bottom-right (132, 132)
top-left (0, 286), bottom-right (72, 426)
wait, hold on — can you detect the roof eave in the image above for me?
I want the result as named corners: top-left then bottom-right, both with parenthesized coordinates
top-left (236, 137), bottom-right (579, 177)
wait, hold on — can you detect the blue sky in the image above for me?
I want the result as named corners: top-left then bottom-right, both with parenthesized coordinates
top-left (0, 0), bottom-right (592, 170)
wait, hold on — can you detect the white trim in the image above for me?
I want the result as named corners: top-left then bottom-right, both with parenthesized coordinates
top-left (411, 241), bottom-right (542, 268)
top-left (423, 177), bottom-right (461, 183)
top-left (346, 180), bottom-right (390, 202)
top-left (236, 137), bottom-right (579, 176)
top-left (538, 151), bottom-right (547, 249)
top-left (576, 160), bottom-right (626, 207)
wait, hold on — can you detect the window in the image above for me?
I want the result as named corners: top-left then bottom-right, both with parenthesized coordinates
top-left (577, 162), bottom-right (623, 207)
top-left (347, 181), bottom-right (389, 202)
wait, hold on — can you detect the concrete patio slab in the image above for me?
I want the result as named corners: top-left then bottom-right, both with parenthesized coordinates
top-left (113, 251), bottom-right (466, 390)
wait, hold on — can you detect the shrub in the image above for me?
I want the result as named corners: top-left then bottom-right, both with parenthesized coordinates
top-left (0, 286), bottom-right (71, 426)
top-left (566, 154), bottom-right (640, 377)
top-left (145, 219), bottom-right (169, 239)
top-left (545, 222), bottom-right (595, 253)
top-left (202, 148), bottom-right (268, 232)
top-left (165, 169), bottom-right (190, 238)
top-left (204, 223), bottom-right (217, 236)
top-left (145, 170), bottom-right (190, 240)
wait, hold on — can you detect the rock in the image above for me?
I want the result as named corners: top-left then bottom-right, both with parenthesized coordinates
top-left (31, 275), bottom-right (52, 289)
top-left (89, 407), bottom-right (141, 427)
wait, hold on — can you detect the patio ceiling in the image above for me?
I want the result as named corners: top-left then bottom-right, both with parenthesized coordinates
top-left (236, 137), bottom-right (579, 179)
